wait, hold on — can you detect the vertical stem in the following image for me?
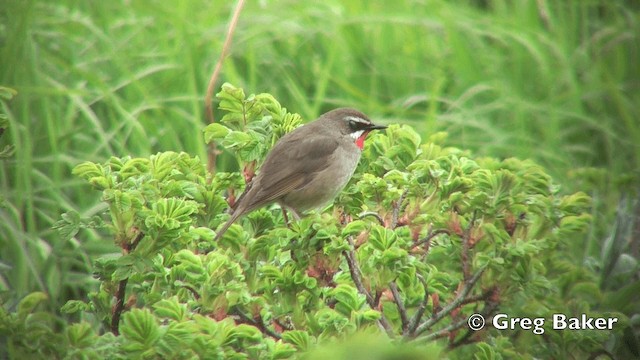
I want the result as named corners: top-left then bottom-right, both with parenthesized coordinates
top-left (204, 0), bottom-right (246, 173)
top-left (110, 231), bottom-right (144, 335)
top-left (111, 278), bottom-right (129, 336)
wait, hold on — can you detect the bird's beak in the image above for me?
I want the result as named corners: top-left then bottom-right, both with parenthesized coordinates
top-left (367, 123), bottom-right (388, 130)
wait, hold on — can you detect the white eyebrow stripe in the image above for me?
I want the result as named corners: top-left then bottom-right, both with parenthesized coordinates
top-left (350, 130), bottom-right (365, 139)
top-left (344, 116), bottom-right (370, 125)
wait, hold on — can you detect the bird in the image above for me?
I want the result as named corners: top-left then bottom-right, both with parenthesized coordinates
top-left (214, 107), bottom-right (387, 241)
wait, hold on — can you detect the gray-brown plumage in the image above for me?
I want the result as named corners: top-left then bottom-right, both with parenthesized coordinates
top-left (214, 108), bottom-right (386, 241)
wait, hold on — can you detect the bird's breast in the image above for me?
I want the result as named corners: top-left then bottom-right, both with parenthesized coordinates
top-left (281, 140), bottom-right (361, 213)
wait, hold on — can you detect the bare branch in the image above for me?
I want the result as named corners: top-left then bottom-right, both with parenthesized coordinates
top-left (358, 211), bottom-right (385, 226)
top-left (343, 236), bottom-right (375, 305)
top-left (182, 285), bottom-right (201, 300)
top-left (406, 274), bottom-right (429, 336)
top-left (110, 278), bottom-right (128, 336)
top-left (417, 317), bottom-right (468, 343)
top-left (231, 307), bottom-right (282, 340)
top-left (413, 267), bottom-right (485, 336)
top-left (412, 228), bottom-right (450, 249)
top-left (110, 231), bottom-right (145, 335)
top-left (389, 281), bottom-right (409, 333)
top-left (391, 189), bottom-right (408, 229)
top-left (458, 287), bottom-right (495, 307)
top-left (461, 210), bottom-right (478, 281)
top-left (343, 236), bottom-right (395, 338)
top-left (448, 296), bottom-right (499, 349)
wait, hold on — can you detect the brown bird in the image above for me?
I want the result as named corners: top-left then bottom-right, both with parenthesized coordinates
top-left (214, 108), bottom-right (387, 240)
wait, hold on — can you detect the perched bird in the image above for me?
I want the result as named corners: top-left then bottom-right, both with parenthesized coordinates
top-left (214, 108), bottom-right (387, 240)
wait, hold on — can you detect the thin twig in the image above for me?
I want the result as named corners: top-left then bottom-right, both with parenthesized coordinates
top-left (448, 299), bottom-right (499, 349)
top-left (343, 237), bottom-right (374, 305)
top-left (203, 0), bottom-right (246, 173)
top-left (461, 211), bottom-right (478, 281)
top-left (231, 307), bottom-right (282, 340)
top-left (412, 229), bottom-right (450, 249)
top-left (358, 211), bottom-right (385, 226)
top-left (182, 285), bottom-right (201, 300)
top-left (417, 317), bottom-right (468, 343)
top-left (458, 287), bottom-right (495, 307)
top-left (389, 281), bottom-right (409, 332)
top-left (413, 267), bottom-right (485, 336)
top-left (391, 189), bottom-right (408, 229)
top-left (130, 230), bottom-right (144, 250)
top-left (343, 236), bottom-right (395, 338)
top-left (406, 274), bottom-right (429, 336)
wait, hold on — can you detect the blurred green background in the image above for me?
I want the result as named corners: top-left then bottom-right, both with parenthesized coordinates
top-left (1, 0), bottom-right (638, 336)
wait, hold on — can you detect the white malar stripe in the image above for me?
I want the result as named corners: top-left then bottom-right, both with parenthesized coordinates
top-left (344, 116), bottom-right (370, 125)
top-left (350, 130), bottom-right (365, 140)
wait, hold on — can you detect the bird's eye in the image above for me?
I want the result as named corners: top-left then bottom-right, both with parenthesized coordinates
top-left (345, 116), bottom-right (369, 131)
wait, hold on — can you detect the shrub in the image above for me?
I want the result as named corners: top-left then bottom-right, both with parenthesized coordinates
top-left (1, 85), bottom-right (621, 359)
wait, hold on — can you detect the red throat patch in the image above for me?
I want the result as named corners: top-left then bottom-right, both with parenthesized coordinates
top-left (355, 131), bottom-right (370, 150)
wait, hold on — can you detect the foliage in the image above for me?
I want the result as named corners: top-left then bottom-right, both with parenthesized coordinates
top-left (2, 86), bottom-right (627, 359)
top-left (1, 0), bottom-right (638, 358)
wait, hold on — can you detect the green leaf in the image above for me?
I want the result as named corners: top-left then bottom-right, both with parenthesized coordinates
top-left (203, 123), bottom-right (231, 143)
top-left (52, 211), bottom-right (81, 241)
top-left (0, 145), bottom-right (15, 158)
top-left (331, 284), bottom-right (366, 315)
top-left (341, 220), bottom-right (367, 237)
top-left (153, 298), bottom-right (187, 321)
top-left (559, 191), bottom-right (592, 215)
top-left (232, 324), bottom-right (263, 341)
top-left (0, 86), bottom-right (17, 100)
top-left (220, 130), bottom-right (252, 148)
top-left (358, 309), bottom-right (382, 322)
top-left (121, 308), bottom-right (161, 346)
top-left (190, 226), bottom-right (216, 241)
top-left (17, 292), bottom-right (48, 318)
top-left (272, 341), bottom-right (298, 359)
top-left (282, 330), bottom-right (312, 351)
top-left (368, 224), bottom-right (396, 251)
top-left (73, 161), bottom-right (105, 181)
top-left (473, 342), bottom-right (498, 360)
top-left (65, 322), bottom-right (96, 348)
top-left (61, 300), bottom-right (90, 314)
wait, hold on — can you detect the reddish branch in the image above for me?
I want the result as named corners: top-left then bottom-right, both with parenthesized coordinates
top-left (111, 231), bottom-right (145, 335)
top-left (412, 267), bottom-right (486, 338)
top-left (412, 228), bottom-right (450, 249)
top-left (346, 208), bottom-right (491, 342)
top-left (448, 295), bottom-right (499, 348)
top-left (110, 278), bottom-right (129, 336)
top-left (231, 307), bottom-right (282, 340)
top-left (461, 211), bottom-right (478, 281)
top-left (419, 317), bottom-right (469, 343)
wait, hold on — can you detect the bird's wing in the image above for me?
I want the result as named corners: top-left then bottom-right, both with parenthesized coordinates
top-left (243, 131), bottom-right (339, 210)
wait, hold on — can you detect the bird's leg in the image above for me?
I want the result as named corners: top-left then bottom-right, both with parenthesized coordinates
top-left (281, 207), bottom-right (291, 229)
top-left (279, 204), bottom-right (302, 229)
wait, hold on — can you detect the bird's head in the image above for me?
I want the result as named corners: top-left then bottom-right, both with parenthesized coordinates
top-left (323, 108), bottom-right (387, 150)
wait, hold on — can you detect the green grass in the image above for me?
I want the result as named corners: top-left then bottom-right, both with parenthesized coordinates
top-left (1, 0), bottom-right (638, 315)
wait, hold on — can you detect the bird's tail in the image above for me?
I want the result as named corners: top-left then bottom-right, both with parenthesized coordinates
top-left (213, 209), bottom-right (243, 242)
